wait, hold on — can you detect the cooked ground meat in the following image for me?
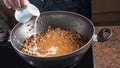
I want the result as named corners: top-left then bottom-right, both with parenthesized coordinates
top-left (20, 27), bottom-right (86, 57)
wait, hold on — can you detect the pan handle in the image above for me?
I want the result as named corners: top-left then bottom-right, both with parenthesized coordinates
top-left (97, 28), bottom-right (112, 42)
top-left (0, 28), bottom-right (10, 45)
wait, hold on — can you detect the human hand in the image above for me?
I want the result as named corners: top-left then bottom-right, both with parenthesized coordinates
top-left (3, 0), bottom-right (29, 10)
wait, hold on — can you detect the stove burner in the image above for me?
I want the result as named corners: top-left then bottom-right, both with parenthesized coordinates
top-left (0, 43), bottom-right (95, 68)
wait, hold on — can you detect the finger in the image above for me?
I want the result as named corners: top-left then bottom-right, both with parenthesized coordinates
top-left (8, 0), bottom-right (16, 10)
top-left (3, 0), bottom-right (11, 9)
top-left (14, 0), bottom-right (21, 9)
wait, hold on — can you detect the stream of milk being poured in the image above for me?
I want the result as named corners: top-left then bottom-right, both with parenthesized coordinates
top-left (22, 16), bottom-right (39, 54)
top-left (33, 16), bottom-right (39, 51)
top-left (23, 14), bottom-right (40, 53)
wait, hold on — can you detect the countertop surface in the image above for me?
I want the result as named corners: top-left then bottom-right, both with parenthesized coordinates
top-left (94, 26), bottom-right (120, 68)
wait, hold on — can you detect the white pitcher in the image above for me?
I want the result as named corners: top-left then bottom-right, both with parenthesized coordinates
top-left (15, 3), bottom-right (40, 23)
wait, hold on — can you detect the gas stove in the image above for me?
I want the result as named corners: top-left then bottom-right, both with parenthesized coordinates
top-left (0, 43), bottom-right (95, 68)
